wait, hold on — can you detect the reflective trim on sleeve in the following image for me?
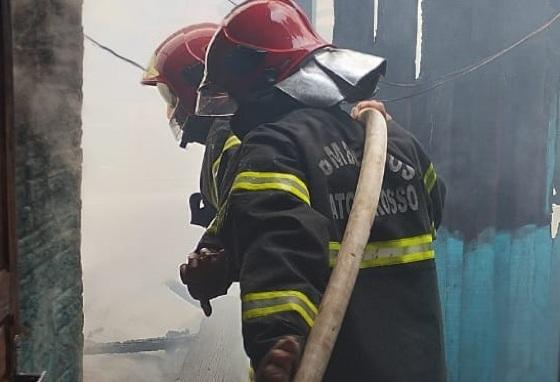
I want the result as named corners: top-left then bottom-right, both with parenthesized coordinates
top-left (329, 234), bottom-right (435, 268)
top-left (232, 171), bottom-right (311, 205)
top-left (242, 290), bottom-right (318, 327)
top-left (223, 134), bottom-right (242, 152)
top-left (423, 163), bottom-right (437, 194)
top-left (206, 218), bottom-right (218, 235)
top-left (211, 134), bottom-right (241, 206)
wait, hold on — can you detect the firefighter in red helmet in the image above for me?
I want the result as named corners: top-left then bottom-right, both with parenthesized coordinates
top-left (198, 1), bottom-right (447, 381)
top-left (142, 24), bottom-right (240, 315)
top-left (142, 23), bottom-right (218, 146)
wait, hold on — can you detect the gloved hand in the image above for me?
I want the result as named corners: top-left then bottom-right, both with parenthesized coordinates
top-left (189, 192), bottom-right (217, 228)
top-left (351, 99), bottom-right (392, 121)
top-left (179, 248), bottom-right (231, 317)
top-left (255, 336), bottom-right (302, 382)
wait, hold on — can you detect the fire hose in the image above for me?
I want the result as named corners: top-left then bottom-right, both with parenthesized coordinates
top-left (293, 108), bottom-right (388, 382)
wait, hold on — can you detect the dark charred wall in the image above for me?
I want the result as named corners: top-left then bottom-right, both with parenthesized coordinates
top-left (11, 0), bottom-right (84, 380)
top-left (335, 0), bottom-right (560, 380)
top-left (1, 0), bottom-right (17, 380)
top-left (334, 0), bottom-right (376, 52)
top-left (334, 0), bottom-right (560, 234)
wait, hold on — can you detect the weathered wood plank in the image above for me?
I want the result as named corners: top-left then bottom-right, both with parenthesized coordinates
top-left (0, 272), bottom-right (9, 324)
top-left (0, 0), bottom-right (16, 379)
top-left (0, 327), bottom-right (6, 381)
top-left (180, 297), bottom-right (248, 382)
top-left (333, 0), bottom-right (376, 53)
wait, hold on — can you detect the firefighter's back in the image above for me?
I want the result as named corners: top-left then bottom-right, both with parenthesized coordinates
top-left (278, 106), bottom-right (447, 381)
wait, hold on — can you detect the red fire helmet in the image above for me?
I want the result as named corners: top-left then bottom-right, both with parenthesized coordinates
top-left (142, 23), bottom-right (218, 139)
top-left (197, 0), bottom-right (331, 116)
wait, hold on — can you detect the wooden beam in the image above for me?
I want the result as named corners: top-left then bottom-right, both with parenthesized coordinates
top-left (0, 0), bottom-right (17, 380)
top-left (0, 272), bottom-right (9, 324)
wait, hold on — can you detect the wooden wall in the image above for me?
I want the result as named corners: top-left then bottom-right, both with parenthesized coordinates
top-left (333, 1), bottom-right (560, 380)
top-left (0, 0), bottom-right (17, 380)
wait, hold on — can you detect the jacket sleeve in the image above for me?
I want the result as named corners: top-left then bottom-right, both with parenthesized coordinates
top-left (218, 123), bottom-right (330, 369)
top-left (201, 132), bottom-right (241, 210)
top-left (195, 133), bottom-right (241, 248)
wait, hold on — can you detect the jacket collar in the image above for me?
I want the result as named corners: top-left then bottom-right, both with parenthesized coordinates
top-left (230, 88), bottom-right (303, 139)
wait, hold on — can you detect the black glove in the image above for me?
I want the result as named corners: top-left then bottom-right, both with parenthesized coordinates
top-left (179, 248), bottom-right (231, 316)
top-left (189, 193), bottom-right (217, 228)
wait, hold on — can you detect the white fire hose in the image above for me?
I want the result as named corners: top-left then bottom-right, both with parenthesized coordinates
top-left (293, 108), bottom-right (388, 382)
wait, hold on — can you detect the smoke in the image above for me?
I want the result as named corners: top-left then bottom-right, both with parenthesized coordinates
top-left (81, 0), bottom-right (248, 380)
top-left (84, 353), bottom-right (176, 382)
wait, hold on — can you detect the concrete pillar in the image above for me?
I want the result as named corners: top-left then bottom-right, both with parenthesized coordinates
top-left (11, 0), bottom-right (84, 380)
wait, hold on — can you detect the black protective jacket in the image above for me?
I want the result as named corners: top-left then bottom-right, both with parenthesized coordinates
top-left (217, 91), bottom-right (447, 381)
top-left (192, 119), bottom-right (240, 249)
top-left (200, 119), bottom-right (241, 211)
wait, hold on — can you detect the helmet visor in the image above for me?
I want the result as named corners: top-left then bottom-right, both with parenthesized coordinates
top-left (156, 83), bottom-right (183, 141)
top-left (157, 82), bottom-right (178, 110)
top-left (196, 82), bottom-right (238, 117)
top-left (168, 117), bottom-right (183, 141)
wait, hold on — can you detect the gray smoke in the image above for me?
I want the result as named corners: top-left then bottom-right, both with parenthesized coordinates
top-left (80, 0), bottom-right (251, 381)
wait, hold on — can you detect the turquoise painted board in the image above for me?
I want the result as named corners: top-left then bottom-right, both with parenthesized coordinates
top-left (333, 0), bottom-right (560, 380)
top-left (436, 228), bottom-right (560, 381)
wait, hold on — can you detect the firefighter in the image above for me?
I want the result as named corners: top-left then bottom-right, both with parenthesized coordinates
top-left (196, 1), bottom-right (447, 381)
top-left (141, 24), bottom-right (239, 316)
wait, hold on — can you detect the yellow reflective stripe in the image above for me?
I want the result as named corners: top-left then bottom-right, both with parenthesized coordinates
top-left (211, 158), bottom-right (222, 179)
top-left (206, 218), bottom-right (218, 235)
top-left (359, 250), bottom-right (435, 268)
top-left (329, 234), bottom-right (434, 268)
top-left (243, 290), bottom-right (318, 314)
top-left (243, 303), bottom-right (315, 327)
top-left (242, 290), bottom-right (318, 327)
top-left (211, 135), bottom-right (241, 205)
top-left (223, 135), bottom-right (241, 151)
top-left (424, 163), bottom-right (437, 193)
top-left (210, 157), bottom-right (222, 206)
top-left (328, 234), bottom-right (432, 251)
top-left (212, 135), bottom-right (241, 175)
top-left (206, 199), bottom-right (230, 235)
top-left (232, 171), bottom-right (310, 205)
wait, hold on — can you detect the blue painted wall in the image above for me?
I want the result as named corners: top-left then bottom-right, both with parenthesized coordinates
top-left (332, 0), bottom-right (560, 380)
top-left (433, 87), bottom-right (560, 381)
top-left (436, 228), bottom-right (560, 381)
